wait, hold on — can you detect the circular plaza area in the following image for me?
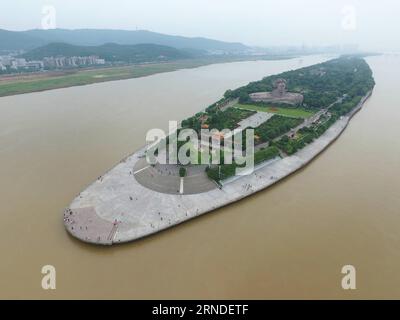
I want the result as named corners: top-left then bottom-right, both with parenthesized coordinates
top-left (133, 158), bottom-right (217, 195)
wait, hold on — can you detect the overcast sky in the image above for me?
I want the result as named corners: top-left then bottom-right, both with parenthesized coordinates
top-left (1, 0), bottom-right (399, 51)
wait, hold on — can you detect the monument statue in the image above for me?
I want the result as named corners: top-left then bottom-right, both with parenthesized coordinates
top-left (272, 79), bottom-right (287, 97)
top-left (249, 78), bottom-right (304, 105)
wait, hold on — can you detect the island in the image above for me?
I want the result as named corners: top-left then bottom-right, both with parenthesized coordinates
top-left (64, 56), bottom-right (375, 245)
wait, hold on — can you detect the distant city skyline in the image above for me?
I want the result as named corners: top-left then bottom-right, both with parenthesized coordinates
top-left (1, 0), bottom-right (399, 52)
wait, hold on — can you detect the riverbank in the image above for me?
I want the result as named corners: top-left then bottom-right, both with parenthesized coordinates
top-left (64, 91), bottom-right (373, 245)
top-left (0, 55), bottom-right (295, 98)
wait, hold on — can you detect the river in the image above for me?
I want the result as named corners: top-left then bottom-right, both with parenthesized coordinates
top-left (0, 54), bottom-right (399, 299)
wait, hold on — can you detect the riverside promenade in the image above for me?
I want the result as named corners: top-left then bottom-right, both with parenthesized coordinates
top-left (64, 92), bottom-right (372, 245)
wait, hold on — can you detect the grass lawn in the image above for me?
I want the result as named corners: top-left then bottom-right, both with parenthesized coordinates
top-left (235, 103), bottom-right (314, 119)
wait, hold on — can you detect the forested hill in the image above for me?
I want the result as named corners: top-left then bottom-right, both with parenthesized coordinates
top-left (0, 28), bottom-right (249, 53)
top-left (225, 56), bottom-right (375, 109)
top-left (21, 42), bottom-right (193, 63)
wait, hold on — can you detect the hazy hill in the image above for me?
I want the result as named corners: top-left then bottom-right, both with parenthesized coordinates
top-left (0, 29), bottom-right (46, 51)
top-left (22, 42), bottom-right (193, 63)
top-left (0, 28), bottom-right (249, 53)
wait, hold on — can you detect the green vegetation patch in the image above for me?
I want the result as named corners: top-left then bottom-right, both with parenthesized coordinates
top-left (272, 94), bottom-right (366, 156)
top-left (252, 115), bottom-right (304, 144)
top-left (235, 103), bottom-right (314, 119)
top-left (206, 146), bottom-right (280, 182)
top-left (225, 56), bottom-right (375, 110)
top-left (181, 107), bottom-right (255, 132)
top-left (206, 108), bottom-right (255, 131)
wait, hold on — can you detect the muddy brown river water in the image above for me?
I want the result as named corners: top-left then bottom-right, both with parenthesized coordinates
top-left (0, 54), bottom-right (399, 299)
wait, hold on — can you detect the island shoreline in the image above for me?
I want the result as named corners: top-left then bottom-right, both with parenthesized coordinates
top-left (63, 89), bottom-right (373, 245)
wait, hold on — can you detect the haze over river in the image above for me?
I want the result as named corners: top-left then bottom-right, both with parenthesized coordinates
top-left (0, 54), bottom-right (399, 299)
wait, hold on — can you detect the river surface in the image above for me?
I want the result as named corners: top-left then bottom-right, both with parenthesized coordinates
top-left (0, 54), bottom-right (399, 299)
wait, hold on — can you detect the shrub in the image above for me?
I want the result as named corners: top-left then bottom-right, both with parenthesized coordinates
top-left (179, 167), bottom-right (187, 177)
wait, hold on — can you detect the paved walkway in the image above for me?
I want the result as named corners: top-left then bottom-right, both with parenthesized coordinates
top-left (65, 92), bottom-right (372, 245)
top-left (65, 116), bottom-right (351, 244)
top-left (237, 112), bottom-right (273, 129)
